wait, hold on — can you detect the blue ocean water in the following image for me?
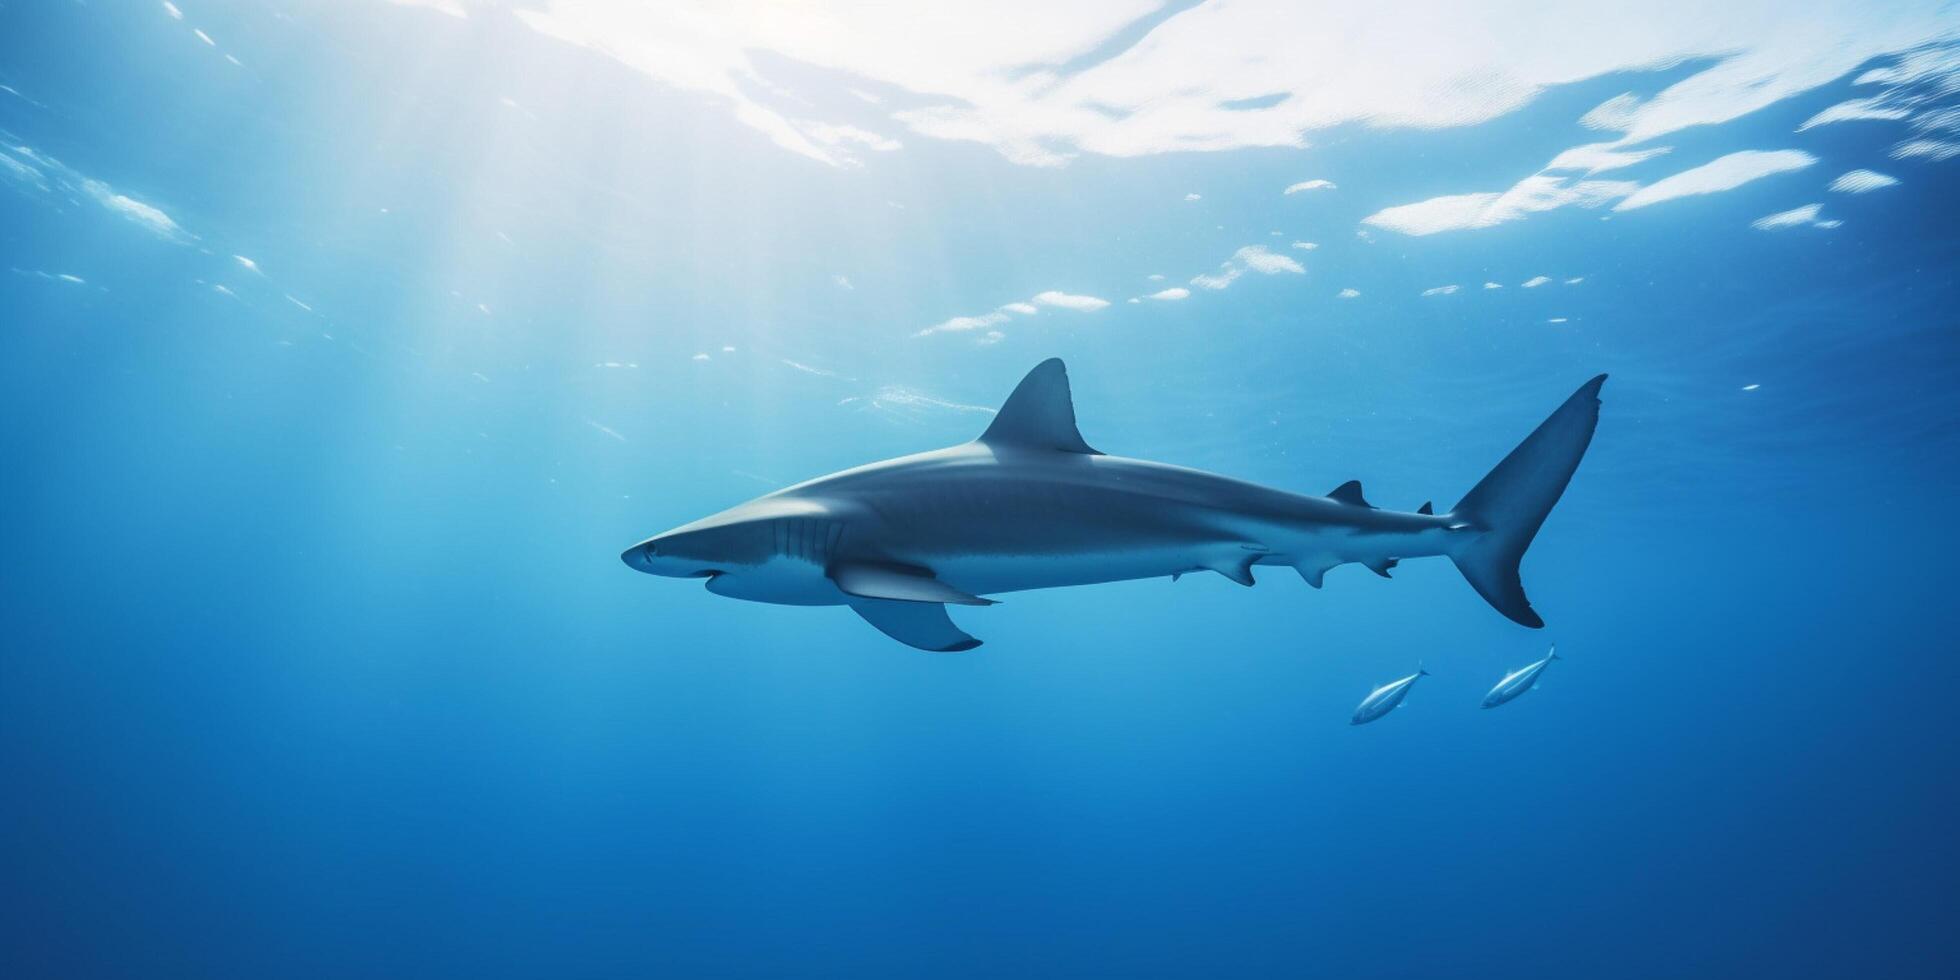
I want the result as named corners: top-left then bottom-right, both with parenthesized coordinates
top-left (5, 3), bottom-right (1959, 977)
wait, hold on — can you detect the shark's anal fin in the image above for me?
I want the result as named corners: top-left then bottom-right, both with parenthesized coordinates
top-left (1365, 556), bottom-right (1400, 578)
top-left (977, 358), bottom-right (1101, 454)
top-left (1328, 480), bottom-right (1375, 508)
top-left (850, 600), bottom-right (981, 652)
top-left (829, 561), bottom-right (995, 606)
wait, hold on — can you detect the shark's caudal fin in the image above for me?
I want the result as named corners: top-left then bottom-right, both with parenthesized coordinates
top-left (978, 358), bottom-right (1101, 454)
top-left (1447, 376), bottom-right (1606, 629)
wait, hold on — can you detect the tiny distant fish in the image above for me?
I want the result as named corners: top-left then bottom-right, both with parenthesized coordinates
top-left (1351, 666), bottom-right (1430, 725)
top-left (1482, 646), bottom-right (1561, 708)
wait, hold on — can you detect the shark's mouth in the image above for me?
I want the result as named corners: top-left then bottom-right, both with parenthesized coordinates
top-left (689, 569), bottom-right (724, 580)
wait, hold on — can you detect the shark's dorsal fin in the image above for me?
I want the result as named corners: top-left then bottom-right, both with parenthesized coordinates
top-left (977, 358), bottom-right (1101, 454)
top-left (1417, 501), bottom-right (1434, 515)
top-left (1328, 480), bottom-right (1373, 507)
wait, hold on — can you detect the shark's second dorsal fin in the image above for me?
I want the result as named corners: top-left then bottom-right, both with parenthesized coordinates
top-left (1417, 501), bottom-right (1434, 515)
top-left (1328, 480), bottom-right (1374, 508)
top-left (977, 358), bottom-right (1101, 454)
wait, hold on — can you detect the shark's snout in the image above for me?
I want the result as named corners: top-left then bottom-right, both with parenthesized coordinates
top-left (622, 536), bottom-right (727, 580)
top-left (621, 542), bottom-right (657, 574)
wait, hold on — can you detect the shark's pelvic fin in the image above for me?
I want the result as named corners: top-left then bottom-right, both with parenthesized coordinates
top-left (1206, 554), bottom-right (1258, 586)
top-left (1328, 480), bottom-right (1374, 507)
top-left (850, 599), bottom-right (981, 652)
top-left (977, 358), bottom-right (1101, 455)
top-left (830, 561), bottom-right (995, 606)
top-left (1296, 563), bottom-right (1329, 588)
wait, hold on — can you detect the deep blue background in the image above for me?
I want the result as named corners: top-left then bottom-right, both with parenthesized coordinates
top-left (4, 3), bottom-right (1958, 977)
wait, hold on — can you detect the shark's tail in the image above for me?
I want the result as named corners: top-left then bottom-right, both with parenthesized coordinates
top-left (1446, 376), bottom-right (1606, 628)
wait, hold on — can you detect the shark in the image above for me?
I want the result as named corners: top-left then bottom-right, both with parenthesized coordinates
top-left (622, 359), bottom-right (1606, 651)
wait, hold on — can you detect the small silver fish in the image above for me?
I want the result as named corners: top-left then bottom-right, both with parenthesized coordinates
top-left (1482, 646), bottom-right (1561, 709)
top-left (1351, 666), bottom-right (1430, 725)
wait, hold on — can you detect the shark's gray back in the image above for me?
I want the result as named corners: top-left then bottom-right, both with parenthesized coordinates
top-left (780, 446), bottom-right (1319, 558)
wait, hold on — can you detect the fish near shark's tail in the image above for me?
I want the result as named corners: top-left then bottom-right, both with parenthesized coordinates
top-left (1445, 376), bottom-right (1606, 629)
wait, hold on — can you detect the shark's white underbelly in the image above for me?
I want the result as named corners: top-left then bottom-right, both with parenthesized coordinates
top-left (927, 544), bottom-right (1222, 595)
top-left (891, 514), bottom-right (1447, 598)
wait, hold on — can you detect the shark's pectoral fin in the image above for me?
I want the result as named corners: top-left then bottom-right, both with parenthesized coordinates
top-left (829, 561), bottom-right (995, 606)
top-left (850, 599), bottom-right (981, 652)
